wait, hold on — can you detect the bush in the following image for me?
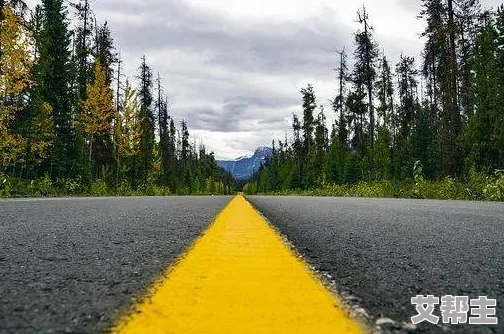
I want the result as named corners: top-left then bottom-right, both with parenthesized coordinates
top-left (31, 174), bottom-right (55, 197)
top-left (463, 168), bottom-right (487, 200)
top-left (352, 180), bottom-right (395, 198)
top-left (56, 178), bottom-right (83, 196)
top-left (116, 180), bottom-right (137, 196)
top-left (0, 174), bottom-right (11, 197)
top-left (90, 179), bottom-right (110, 197)
top-left (484, 171), bottom-right (504, 201)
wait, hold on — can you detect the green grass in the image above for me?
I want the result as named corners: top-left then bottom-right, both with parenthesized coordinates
top-left (2, 171), bottom-right (503, 201)
top-left (0, 174), bottom-right (229, 198)
top-left (246, 172), bottom-right (504, 202)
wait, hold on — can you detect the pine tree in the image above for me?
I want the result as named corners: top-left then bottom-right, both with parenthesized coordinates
top-left (311, 107), bottom-right (328, 186)
top-left (180, 119), bottom-right (190, 166)
top-left (444, 0), bottom-right (462, 176)
top-left (301, 84), bottom-right (316, 156)
top-left (137, 55), bottom-right (154, 183)
top-left (421, 0), bottom-right (444, 131)
top-left (325, 123), bottom-right (346, 184)
top-left (346, 88), bottom-right (367, 155)
top-left (335, 48), bottom-right (349, 146)
top-left (93, 21), bottom-right (116, 85)
top-left (72, 0), bottom-right (92, 101)
top-left (290, 113), bottom-right (302, 189)
top-left (411, 101), bottom-right (439, 179)
top-left (376, 55), bottom-right (394, 131)
top-left (156, 73), bottom-right (172, 186)
top-left (373, 127), bottom-right (391, 180)
top-left (355, 6), bottom-right (379, 149)
top-left (456, 0), bottom-right (482, 120)
top-left (40, 0), bottom-right (75, 178)
top-left (17, 5), bottom-right (55, 178)
top-left (267, 141), bottom-right (281, 192)
top-left (396, 55), bottom-right (419, 141)
top-left (395, 55), bottom-right (419, 178)
top-left (464, 11), bottom-right (504, 172)
top-left (168, 118), bottom-right (177, 190)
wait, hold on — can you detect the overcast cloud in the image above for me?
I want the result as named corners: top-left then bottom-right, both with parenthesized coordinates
top-left (27, 0), bottom-right (503, 159)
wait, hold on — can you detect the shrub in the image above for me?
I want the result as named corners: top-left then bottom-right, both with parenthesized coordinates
top-left (57, 178), bottom-right (83, 196)
top-left (116, 180), bottom-right (137, 196)
top-left (90, 180), bottom-right (110, 197)
top-left (484, 171), bottom-right (504, 201)
top-left (0, 174), bottom-right (11, 197)
top-left (32, 174), bottom-right (55, 197)
top-left (464, 168), bottom-right (487, 200)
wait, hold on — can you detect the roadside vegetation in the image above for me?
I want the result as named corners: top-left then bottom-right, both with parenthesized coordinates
top-left (245, 168), bottom-right (504, 202)
top-left (0, 1), bottom-right (234, 198)
top-left (244, 2), bottom-right (504, 202)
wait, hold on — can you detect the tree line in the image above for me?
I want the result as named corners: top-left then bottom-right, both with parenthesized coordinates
top-left (0, 0), bottom-right (234, 196)
top-left (245, 1), bottom-right (504, 198)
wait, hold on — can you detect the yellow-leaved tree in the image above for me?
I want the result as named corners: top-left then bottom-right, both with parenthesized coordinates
top-left (0, 5), bottom-right (33, 171)
top-left (78, 61), bottom-right (115, 176)
top-left (115, 80), bottom-right (143, 182)
top-left (117, 80), bottom-right (142, 159)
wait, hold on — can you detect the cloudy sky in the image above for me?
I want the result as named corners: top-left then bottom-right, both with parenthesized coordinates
top-left (28, 0), bottom-right (503, 159)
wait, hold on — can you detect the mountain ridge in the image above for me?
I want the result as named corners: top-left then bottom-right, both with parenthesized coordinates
top-left (217, 147), bottom-right (272, 181)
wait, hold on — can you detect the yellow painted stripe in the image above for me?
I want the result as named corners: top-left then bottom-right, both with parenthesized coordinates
top-left (113, 195), bottom-right (364, 334)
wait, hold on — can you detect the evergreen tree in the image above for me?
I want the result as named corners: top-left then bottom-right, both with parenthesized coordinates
top-left (244, 1), bottom-right (501, 195)
top-left (312, 107), bottom-right (329, 185)
top-left (290, 113), bottom-right (303, 189)
top-left (325, 124), bottom-right (346, 184)
top-left (395, 55), bottom-right (419, 178)
top-left (168, 118), bottom-right (177, 190)
top-left (267, 141), bottom-right (281, 192)
top-left (456, 0), bottom-right (482, 120)
top-left (136, 55), bottom-right (154, 184)
top-left (411, 101), bottom-right (439, 179)
top-left (373, 127), bottom-right (391, 180)
top-left (40, 0), bottom-right (75, 178)
top-left (464, 11), bottom-right (504, 172)
top-left (396, 55), bottom-right (419, 141)
top-left (355, 6), bottom-right (379, 149)
top-left (93, 21), bottom-right (116, 85)
top-left (72, 0), bottom-right (92, 101)
top-left (301, 84), bottom-right (316, 156)
top-left (335, 48), bottom-right (349, 147)
top-left (443, 0), bottom-right (462, 176)
top-left (346, 88), bottom-right (367, 155)
top-left (157, 82), bottom-right (171, 186)
top-left (376, 55), bottom-right (394, 131)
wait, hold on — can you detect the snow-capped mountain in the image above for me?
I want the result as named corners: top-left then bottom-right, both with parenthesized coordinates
top-left (217, 147), bottom-right (273, 181)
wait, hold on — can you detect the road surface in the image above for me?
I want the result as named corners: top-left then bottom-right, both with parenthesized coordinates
top-left (0, 196), bottom-right (231, 334)
top-left (1, 195), bottom-right (503, 333)
top-left (247, 196), bottom-right (504, 334)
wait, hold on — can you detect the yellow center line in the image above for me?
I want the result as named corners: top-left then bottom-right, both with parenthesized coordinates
top-left (113, 195), bottom-right (364, 334)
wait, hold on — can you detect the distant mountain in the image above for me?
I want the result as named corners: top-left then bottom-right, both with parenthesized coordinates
top-left (217, 147), bottom-right (273, 181)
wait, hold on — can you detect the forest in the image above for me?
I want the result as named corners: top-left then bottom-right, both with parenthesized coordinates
top-left (244, 0), bottom-right (504, 201)
top-left (0, 0), bottom-right (234, 197)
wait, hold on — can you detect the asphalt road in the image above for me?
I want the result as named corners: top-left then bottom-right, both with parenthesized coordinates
top-left (247, 196), bottom-right (504, 334)
top-left (0, 196), bottom-right (231, 334)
